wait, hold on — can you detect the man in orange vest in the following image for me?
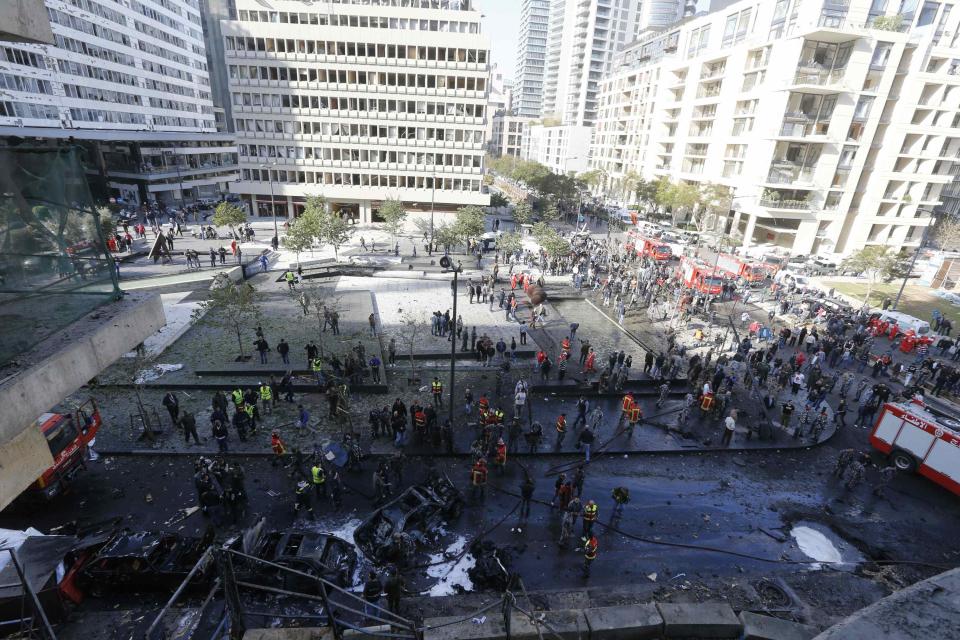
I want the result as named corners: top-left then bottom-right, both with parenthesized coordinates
top-left (700, 391), bottom-right (715, 413)
top-left (561, 336), bottom-right (571, 353)
top-left (270, 430), bottom-right (286, 467)
top-left (555, 413), bottom-right (567, 449)
top-left (618, 392), bottom-right (635, 427)
top-left (470, 458), bottom-right (488, 499)
top-left (494, 438), bottom-right (507, 474)
top-left (582, 535), bottom-right (598, 577)
top-left (627, 404), bottom-right (642, 435)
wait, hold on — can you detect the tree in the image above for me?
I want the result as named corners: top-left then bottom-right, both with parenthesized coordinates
top-left (540, 231), bottom-right (571, 258)
top-left (212, 201), bottom-right (246, 231)
top-left (489, 192), bottom-right (509, 208)
top-left (935, 217), bottom-right (960, 251)
top-left (283, 216), bottom-right (315, 265)
top-left (293, 282), bottom-right (342, 357)
top-left (841, 247), bottom-right (898, 304)
top-left (578, 169), bottom-right (606, 192)
top-left (635, 178), bottom-right (658, 210)
top-left (512, 200), bottom-right (535, 226)
top-left (379, 198), bottom-right (407, 243)
top-left (497, 231), bottom-right (522, 256)
top-left (398, 309), bottom-right (425, 383)
top-left (454, 205), bottom-right (486, 246)
top-left (191, 280), bottom-right (262, 360)
top-left (537, 198), bottom-right (560, 225)
top-left (317, 207), bottom-right (355, 262)
top-left (698, 182), bottom-right (733, 234)
top-left (433, 223), bottom-right (460, 252)
top-left (619, 170), bottom-right (641, 203)
top-left (657, 179), bottom-right (701, 226)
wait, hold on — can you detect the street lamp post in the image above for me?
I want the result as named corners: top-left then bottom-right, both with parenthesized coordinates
top-left (429, 173), bottom-right (437, 257)
top-left (261, 163), bottom-right (279, 244)
top-left (893, 208), bottom-right (937, 310)
top-left (441, 256), bottom-right (461, 423)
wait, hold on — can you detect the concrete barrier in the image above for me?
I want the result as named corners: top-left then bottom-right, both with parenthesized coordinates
top-left (656, 602), bottom-right (742, 638)
top-left (584, 604), bottom-right (663, 640)
top-left (740, 611), bottom-right (817, 640)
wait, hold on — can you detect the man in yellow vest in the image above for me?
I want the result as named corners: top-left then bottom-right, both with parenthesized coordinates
top-left (311, 357), bottom-right (325, 386)
top-left (311, 461), bottom-right (327, 500)
top-left (581, 499), bottom-right (598, 537)
top-left (244, 402), bottom-right (258, 435)
top-left (431, 377), bottom-right (443, 406)
top-left (259, 381), bottom-right (273, 415)
top-left (284, 269), bottom-right (297, 290)
top-left (232, 388), bottom-right (244, 407)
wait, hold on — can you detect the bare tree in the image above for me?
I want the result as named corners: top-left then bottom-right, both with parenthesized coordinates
top-left (292, 282), bottom-right (344, 358)
top-left (397, 309), bottom-right (425, 384)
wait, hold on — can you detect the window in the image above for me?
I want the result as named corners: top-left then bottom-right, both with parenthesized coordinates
top-left (872, 42), bottom-right (893, 68)
top-left (918, 1), bottom-right (940, 26)
top-left (854, 96), bottom-right (875, 120)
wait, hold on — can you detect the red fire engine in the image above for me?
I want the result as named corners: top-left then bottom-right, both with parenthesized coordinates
top-left (716, 254), bottom-right (771, 286)
top-left (636, 236), bottom-right (672, 261)
top-left (870, 402), bottom-right (960, 496)
top-left (677, 257), bottom-right (724, 295)
top-left (27, 399), bottom-right (101, 500)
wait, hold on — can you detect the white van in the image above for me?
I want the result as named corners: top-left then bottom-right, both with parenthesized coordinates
top-left (878, 311), bottom-right (931, 335)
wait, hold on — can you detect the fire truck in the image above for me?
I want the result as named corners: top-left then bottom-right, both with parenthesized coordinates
top-left (716, 253), bottom-right (772, 286)
top-left (677, 257), bottom-right (725, 295)
top-left (26, 399), bottom-right (101, 500)
top-left (637, 236), bottom-right (673, 261)
top-left (870, 402), bottom-right (960, 496)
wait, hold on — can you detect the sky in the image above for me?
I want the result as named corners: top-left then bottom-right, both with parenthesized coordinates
top-left (477, 0), bottom-right (523, 81)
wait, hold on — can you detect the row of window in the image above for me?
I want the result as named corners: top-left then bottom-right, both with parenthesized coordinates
top-left (70, 107), bottom-right (146, 124)
top-left (230, 92), bottom-right (484, 118)
top-left (235, 9), bottom-right (479, 34)
top-left (241, 168), bottom-right (483, 192)
top-left (63, 83), bottom-right (141, 105)
top-left (235, 118), bottom-right (484, 143)
top-left (148, 96), bottom-right (200, 113)
top-left (138, 39), bottom-right (192, 69)
top-left (135, 19), bottom-right (188, 53)
top-left (228, 65), bottom-right (486, 91)
top-left (153, 114), bottom-right (211, 128)
top-left (142, 57), bottom-right (206, 85)
top-left (55, 33), bottom-right (133, 67)
top-left (0, 73), bottom-right (52, 94)
top-left (131, 0), bottom-right (201, 41)
top-left (58, 59), bottom-right (137, 86)
top-left (2, 46), bottom-right (46, 69)
top-left (48, 8), bottom-right (130, 48)
top-left (144, 77), bottom-right (203, 99)
top-left (63, 0), bottom-right (127, 28)
top-left (225, 36), bottom-right (487, 64)
top-left (0, 100), bottom-right (58, 119)
top-left (239, 144), bottom-right (482, 168)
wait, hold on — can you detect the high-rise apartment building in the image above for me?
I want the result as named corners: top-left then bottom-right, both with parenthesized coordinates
top-left (490, 113), bottom-right (533, 158)
top-left (223, 0), bottom-right (491, 222)
top-left (0, 0), bottom-right (237, 205)
top-left (591, 0), bottom-right (960, 256)
top-left (515, 0), bottom-right (551, 118)
top-left (542, 0), bottom-right (678, 127)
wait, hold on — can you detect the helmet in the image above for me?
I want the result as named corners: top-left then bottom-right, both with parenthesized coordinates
top-left (588, 500), bottom-right (595, 505)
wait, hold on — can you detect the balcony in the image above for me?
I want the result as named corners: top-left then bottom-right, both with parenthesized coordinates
top-left (760, 197), bottom-right (814, 210)
top-left (779, 121), bottom-right (831, 138)
top-left (792, 68), bottom-right (847, 90)
top-left (767, 162), bottom-right (816, 185)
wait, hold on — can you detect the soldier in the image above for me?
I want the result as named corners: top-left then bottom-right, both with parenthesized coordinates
top-left (384, 566), bottom-right (406, 614)
top-left (780, 400), bottom-right (795, 431)
top-left (845, 459), bottom-right (867, 490)
top-left (833, 448), bottom-right (857, 478)
top-left (873, 465), bottom-right (897, 497)
top-left (519, 472), bottom-right (535, 520)
top-left (525, 422), bottom-right (543, 453)
top-left (656, 382), bottom-right (670, 408)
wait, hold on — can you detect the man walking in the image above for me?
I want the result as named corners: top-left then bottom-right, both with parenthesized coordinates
top-left (162, 391), bottom-right (180, 425)
top-left (180, 410), bottom-right (200, 445)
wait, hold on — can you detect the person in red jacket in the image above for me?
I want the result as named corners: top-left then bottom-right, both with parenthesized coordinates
top-left (270, 430), bottom-right (286, 467)
top-left (470, 458), bottom-right (488, 499)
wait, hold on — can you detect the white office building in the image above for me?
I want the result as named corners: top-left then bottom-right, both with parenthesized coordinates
top-left (522, 122), bottom-right (592, 174)
top-left (0, 0), bottom-right (238, 205)
top-left (490, 113), bottom-right (533, 158)
top-left (223, 0), bottom-right (491, 222)
top-left (591, 0), bottom-right (960, 256)
top-left (514, 0), bottom-right (551, 118)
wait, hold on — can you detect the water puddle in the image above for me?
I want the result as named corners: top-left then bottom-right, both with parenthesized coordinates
top-left (790, 521), bottom-right (864, 570)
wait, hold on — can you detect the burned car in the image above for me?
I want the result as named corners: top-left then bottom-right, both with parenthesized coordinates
top-left (354, 472), bottom-right (463, 563)
top-left (243, 530), bottom-right (357, 590)
top-left (76, 528), bottom-right (214, 594)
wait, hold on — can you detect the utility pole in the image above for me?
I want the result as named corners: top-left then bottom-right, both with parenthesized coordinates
top-left (442, 256), bottom-right (460, 422)
top-left (893, 208), bottom-right (936, 310)
top-left (262, 162), bottom-right (279, 244)
top-left (429, 173), bottom-right (437, 256)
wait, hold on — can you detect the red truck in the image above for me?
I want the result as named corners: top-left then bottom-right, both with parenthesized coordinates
top-left (28, 399), bottom-right (101, 500)
top-left (870, 402), bottom-right (960, 496)
top-left (677, 257), bottom-right (724, 295)
top-left (637, 236), bottom-right (673, 261)
top-left (716, 253), bottom-right (772, 286)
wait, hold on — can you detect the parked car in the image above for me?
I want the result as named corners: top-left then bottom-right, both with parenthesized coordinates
top-left (354, 472), bottom-right (463, 562)
top-left (76, 529), bottom-right (215, 594)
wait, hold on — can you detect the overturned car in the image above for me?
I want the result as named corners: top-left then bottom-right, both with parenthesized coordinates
top-left (354, 472), bottom-right (463, 563)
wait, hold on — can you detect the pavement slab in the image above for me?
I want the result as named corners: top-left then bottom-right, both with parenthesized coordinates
top-left (656, 601), bottom-right (742, 638)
